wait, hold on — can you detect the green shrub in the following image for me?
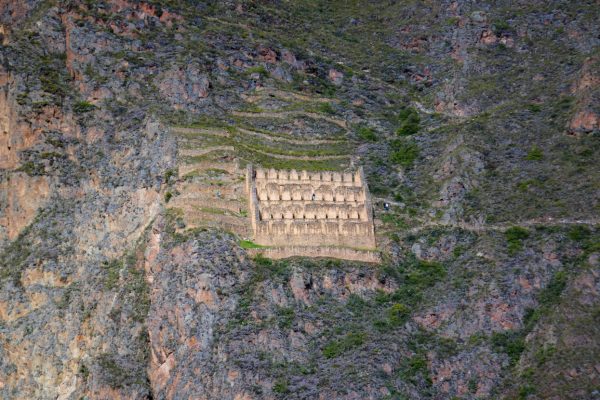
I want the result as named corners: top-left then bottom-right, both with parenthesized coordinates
top-left (396, 107), bottom-right (420, 136)
top-left (79, 363), bottom-right (90, 379)
top-left (16, 161), bottom-right (44, 176)
top-left (491, 330), bottom-right (525, 365)
top-left (102, 259), bottom-right (122, 290)
top-left (518, 385), bottom-right (535, 399)
top-left (390, 139), bottom-right (419, 167)
top-left (97, 353), bottom-right (139, 388)
top-left (525, 146), bottom-right (543, 161)
top-left (317, 102), bottom-right (335, 114)
top-left (527, 103), bottom-right (542, 113)
top-left (538, 270), bottom-right (566, 306)
top-left (400, 354), bottom-right (430, 382)
top-left (387, 303), bottom-right (410, 326)
top-left (240, 240), bottom-right (266, 249)
top-left (505, 226), bottom-right (529, 254)
top-left (164, 191), bottom-right (173, 203)
top-left (40, 70), bottom-right (69, 97)
top-left (405, 260), bottom-right (446, 290)
top-left (446, 16), bottom-right (460, 26)
top-left (346, 293), bottom-right (368, 313)
top-left (356, 125), bottom-right (377, 142)
top-left (245, 65), bottom-right (269, 77)
top-left (276, 307), bottom-right (295, 329)
top-left (567, 225), bottom-right (591, 241)
top-left (468, 378), bottom-right (478, 393)
top-left (492, 19), bottom-right (513, 34)
top-left (253, 253), bottom-right (273, 267)
top-left (534, 344), bottom-right (556, 366)
top-left (273, 378), bottom-right (290, 394)
top-left (73, 100), bottom-right (96, 113)
top-left (323, 331), bottom-right (366, 358)
top-left (164, 168), bottom-right (177, 183)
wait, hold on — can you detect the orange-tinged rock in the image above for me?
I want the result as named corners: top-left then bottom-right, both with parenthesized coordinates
top-left (21, 268), bottom-right (70, 287)
top-left (227, 369), bottom-right (239, 385)
top-left (290, 271), bottom-right (311, 304)
top-left (489, 303), bottom-right (515, 330)
top-left (569, 110), bottom-right (599, 131)
top-left (151, 352), bottom-right (176, 391)
top-left (480, 29), bottom-right (497, 44)
top-left (303, 321), bottom-right (316, 334)
top-left (518, 276), bottom-right (533, 291)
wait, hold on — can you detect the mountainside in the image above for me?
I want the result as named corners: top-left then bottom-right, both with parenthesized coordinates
top-left (0, 1), bottom-right (599, 399)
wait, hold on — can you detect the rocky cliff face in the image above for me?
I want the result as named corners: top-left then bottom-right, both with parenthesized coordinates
top-left (0, 1), bottom-right (598, 399)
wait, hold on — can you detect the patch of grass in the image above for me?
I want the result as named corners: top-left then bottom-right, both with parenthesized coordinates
top-left (356, 125), bottom-right (378, 141)
top-left (102, 259), bottom-right (123, 290)
top-left (525, 146), bottom-right (543, 161)
top-left (518, 385), bottom-right (536, 399)
top-left (163, 168), bottom-right (177, 183)
top-left (534, 344), bottom-right (556, 366)
top-left (56, 283), bottom-right (80, 310)
top-left (323, 331), bottom-right (366, 358)
top-left (40, 151), bottom-right (62, 159)
top-left (276, 307), bottom-right (295, 329)
top-left (567, 225), bottom-right (591, 241)
top-left (97, 353), bottom-right (142, 388)
top-left (390, 139), bottom-right (419, 167)
top-left (73, 100), bottom-right (96, 113)
top-left (381, 213), bottom-right (408, 228)
top-left (399, 354), bottom-right (430, 383)
top-left (240, 240), bottom-right (267, 249)
top-left (446, 16), bottom-right (460, 26)
top-left (492, 330), bottom-right (526, 365)
top-left (396, 107), bottom-right (420, 136)
top-left (538, 270), bottom-right (566, 306)
top-left (16, 161), bottom-right (45, 176)
top-left (40, 71), bottom-right (69, 97)
top-left (492, 18), bottom-right (513, 35)
top-left (452, 245), bottom-right (466, 258)
top-left (46, 137), bottom-right (65, 148)
top-left (516, 179), bottom-right (543, 191)
top-left (245, 65), bottom-right (269, 77)
top-left (317, 102), bottom-right (335, 114)
top-left (346, 293), bottom-right (368, 314)
top-left (404, 260), bottom-right (447, 290)
top-left (196, 206), bottom-right (229, 215)
top-left (387, 303), bottom-right (411, 326)
top-left (505, 226), bottom-right (529, 254)
top-left (468, 378), bottom-right (478, 394)
top-left (79, 363), bottom-right (90, 380)
top-left (273, 378), bottom-right (290, 394)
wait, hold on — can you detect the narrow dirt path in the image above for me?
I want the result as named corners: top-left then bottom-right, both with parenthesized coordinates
top-left (232, 110), bottom-right (348, 128)
top-left (170, 127), bottom-right (230, 137)
top-left (238, 143), bottom-right (350, 160)
top-left (236, 127), bottom-right (346, 145)
top-left (244, 87), bottom-right (339, 104)
top-left (401, 218), bottom-right (600, 234)
top-left (179, 146), bottom-right (235, 157)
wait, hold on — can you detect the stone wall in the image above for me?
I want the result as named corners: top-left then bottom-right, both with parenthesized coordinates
top-left (246, 246), bottom-right (381, 263)
top-left (246, 165), bottom-right (377, 259)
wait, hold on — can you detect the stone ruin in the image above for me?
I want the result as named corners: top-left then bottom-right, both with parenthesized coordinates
top-left (245, 165), bottom-right (379, 262)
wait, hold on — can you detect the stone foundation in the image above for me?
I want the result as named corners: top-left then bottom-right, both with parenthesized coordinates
top-left (247, 246), bottom-right (381, 263)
